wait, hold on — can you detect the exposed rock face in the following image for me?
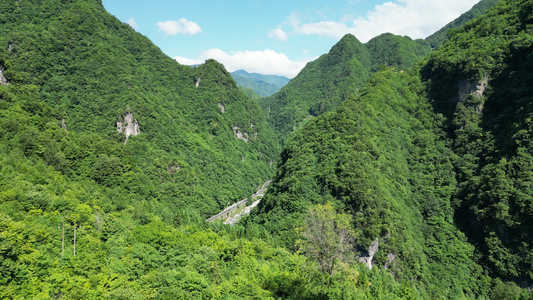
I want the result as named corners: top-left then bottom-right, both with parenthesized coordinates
top-left (218, 102), bottom-right (225, 113)
top-left (60, 119), bottom-right (67, 130)
top-left (358, 237), bottom-right (379, 269)
top-left (0, 66), bottom-right (9, 86)
top-left (384, 253), bottom-right (396, 269)
top-left (456, 76), bottom-right (489, 102)
top-left (232, 126), bottom-right (249, 143)
top-left (117, 112), bottom-right (140, 144)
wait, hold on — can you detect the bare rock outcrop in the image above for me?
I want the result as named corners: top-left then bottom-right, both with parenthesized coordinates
top-left (456, 76), bottom-right (489, 102)
top-left (0, 66), bottom-right (9, 86)
top-left (384, 253), bottom-right (397, 269)
top-left (218, 103), bottom-right (225, 113)
top-left (232, 126), bottom-right (249, 143)
top-left (60, 119), bottom-right (67, 130)
top-left (117, 112), bottom-right (140, 144)
top-left (358, 237), bottom-right (379, 269)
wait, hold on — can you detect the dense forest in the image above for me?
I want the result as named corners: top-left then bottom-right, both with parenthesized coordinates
top-left (259, 33), bottom-right (435, 144)
top-left (1, 0), bottom-right (532, 299)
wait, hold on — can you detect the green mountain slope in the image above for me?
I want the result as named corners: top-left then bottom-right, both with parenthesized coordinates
top-left (251, 0), bottom-right (533, 296)
top-left (231, 70), bottom-right (290, 97)
top-left (423, 0), bottom-right (533, 283)
top-left (366, 33), bottom-right (432, 73)
top-left (259, 34), bottom-right (371, 144)
top-left (252, 68), bottom-right (485, 298)
top-left (425, 0), bottom-right (502, 49)
top-left (2, 0), bottom-right (533, 298)
top-left (260, 33), bottom-right (431, 144)
top-left (0, 0), bottom-right (278, 217)
top-left (0, 59), bottom-right (412, 299)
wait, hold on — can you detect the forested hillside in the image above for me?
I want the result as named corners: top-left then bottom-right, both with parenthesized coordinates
top-left (423, 0), bottom-right (533, 284)
top-left (252, 67), bottom-right (486, 298)
top-left (0, 0), bottom-right (278, 216)
top-left (260, 33), bottom-right (431, 144)
top-left (251, 0), bottom-right (533, 297)
top-left (1, 0), bottom-right (533, 298)
top-left (425, 0), bottom-right (502, 49)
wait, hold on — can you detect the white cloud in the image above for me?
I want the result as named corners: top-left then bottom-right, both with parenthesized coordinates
top-left (295, 21), bottom-right (349, 38)
top-left (287, 0), bottom-right (479, 42)
top-left (127, 18), bottom-right (139, 30)
top-left (268, 28), bottom-right (289, 41)
top-left (156, 18), bottom-right (202, 36)
top-left (174, 56), bottom-right (204, 66)
top-left (174, 49), bottom-right (315, 78)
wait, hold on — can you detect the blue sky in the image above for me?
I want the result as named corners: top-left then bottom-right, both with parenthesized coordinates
top-left (102, 0), bottom-right (480, 78)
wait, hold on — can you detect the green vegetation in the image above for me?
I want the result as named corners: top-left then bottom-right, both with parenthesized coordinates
top-left (260, 33), bottom-right (431, 144)
top-left (252, 68), bottom-right (488, 298)
top-left (0, 0), bottom-right (279, 217)
top-left (251, 0), bottom-right (533, 297)
top-left (297, 203), bottom-right (356, 276)
top-left (0, 74), bottom-right (417, 298)
top-left (366, 33), bottom-right (432, 73)
top-left (424, 0), bottom-right (533, 285)
top-left (2, 0), bottom-right (533, 298)
top-left (238, 86), bottom-right (262, 100)
top-left (231, 70), bottom-right (290, 97)
top-left (425, 0), bottom-right (502, 49)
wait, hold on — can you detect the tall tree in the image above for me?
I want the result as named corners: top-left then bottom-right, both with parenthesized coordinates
top-left (297, 203), bottom-right (356, 275)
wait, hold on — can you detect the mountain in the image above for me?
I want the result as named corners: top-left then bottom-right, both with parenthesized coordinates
top-left (425, 0), bottom-right (502, 49)
top-left (230, 70), bottom-right (290, 97)
top-left (260, 33), bottom-right (431, 144)
top-left (0, 1), bottom-right (294, 297)
top-left (2, 0), bottom-right (533, 298)
top-left (366, 33), bottom-right (433, 73)
top-left (0, 0), bottom-right (279, 217)
top-left (423, 0), bottom-right (533, 285)
top-left (251, 0), bottom-right (533, 296)
top-left (238, 85), bottom-right (262, 99)
top-left (253, 66), bottom-right (483, 298)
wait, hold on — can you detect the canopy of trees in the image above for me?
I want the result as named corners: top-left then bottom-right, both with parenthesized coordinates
top-left (1, 0), bottom-right (531, 298)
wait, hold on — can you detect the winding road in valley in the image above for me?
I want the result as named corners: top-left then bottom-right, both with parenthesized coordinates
top-left (206, 181), bottom-right (271, 225)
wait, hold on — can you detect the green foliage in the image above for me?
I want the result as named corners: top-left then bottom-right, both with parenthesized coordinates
top-left (296, 203), bottom-right (356, 275)
top-left (2, 0), bottom-right (533, 298)
top-left (425, 0), bottom-right (502, 49)
top-left (366, 33), bottom-right (432, 73)
top-left (261, 33), bottom-right (431, 144)
top-left (252, 68), bottom-right (487, 298)
top-left (0, 0), bottom-right (279, 216)
top-left (423, 0), bottom-right (533, 285)
top-left (238, 86), bottom-right (262, 100)
top-left (260, 34), bottom-right (371, 144)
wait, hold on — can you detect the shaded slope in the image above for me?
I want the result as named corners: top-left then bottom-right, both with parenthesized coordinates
top-left (251, 0), bottom-right (533, 294)
top-left (423, 0), bottom-right (533, 284)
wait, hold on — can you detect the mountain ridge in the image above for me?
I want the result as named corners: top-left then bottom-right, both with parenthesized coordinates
top-left (260, 32), bottom-right (432, 144)
top-left (1, 0), bottom-right (531, 298)
top-left (230, 69), bottom-right (290, 97)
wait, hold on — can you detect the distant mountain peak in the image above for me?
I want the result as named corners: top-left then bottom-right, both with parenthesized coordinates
top-left (230, 70), bottom-right (290, 97)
